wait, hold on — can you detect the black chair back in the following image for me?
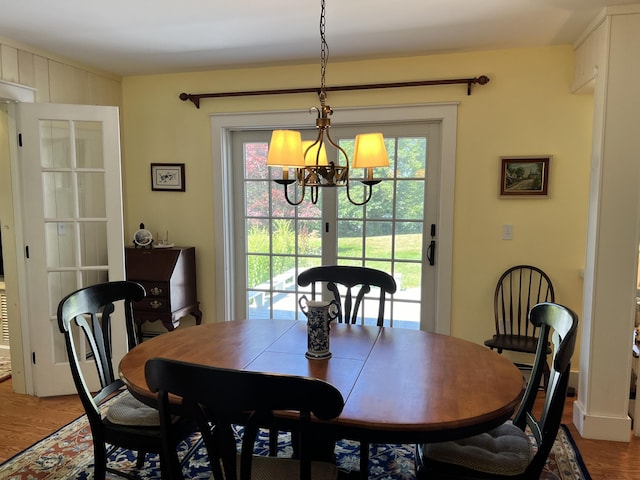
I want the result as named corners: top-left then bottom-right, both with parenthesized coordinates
top-left (420, 302), bottom-right (578, 480)
top-left (146, 357), bottom-right (345, 480)
top-left (57, 281), bottom-right (145, 422)
top-left (485, 265), bottom-right (556, 369)
top-left (511, 302), bottom-right (578, 477)
top-left (297, 265), bottom-right (397, 326)
top-left (494, 265), bottom-right (555, 341)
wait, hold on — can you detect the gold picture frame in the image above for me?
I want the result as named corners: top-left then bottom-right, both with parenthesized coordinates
top-left (500, 156), bottom-right (550, 196)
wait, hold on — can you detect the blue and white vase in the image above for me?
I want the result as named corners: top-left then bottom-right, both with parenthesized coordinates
top-left (299, 295), bottom-right (340, 360)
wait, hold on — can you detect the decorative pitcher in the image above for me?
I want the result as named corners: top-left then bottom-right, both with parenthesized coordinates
top-left (299, 295), bottom-right (340, 360)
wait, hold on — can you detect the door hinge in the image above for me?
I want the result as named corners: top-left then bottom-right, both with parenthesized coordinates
top-left (25, 245), bottom-right (30, 259)
top-left (32, 352), bottom-right (36, 364)
top-left (18, 133), bottom-right (22, 147)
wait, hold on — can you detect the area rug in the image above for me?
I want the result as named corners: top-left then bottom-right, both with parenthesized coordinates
top-left (0, 357), bottom-right (11, 382)
top-left (0, 406), bottom-right (591, 479)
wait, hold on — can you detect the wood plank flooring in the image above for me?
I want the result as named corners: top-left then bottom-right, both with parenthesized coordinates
top-left (0, 378), bottom-right (84, 462)
top-left (0, 378), bottom-right (638, 478)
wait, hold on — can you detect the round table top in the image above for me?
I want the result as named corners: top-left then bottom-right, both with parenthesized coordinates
top-left (119, 319), bottom-right (524, 443)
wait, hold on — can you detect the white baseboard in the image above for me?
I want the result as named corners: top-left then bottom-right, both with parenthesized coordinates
top-left (573, 398), bottom-right (632, 442)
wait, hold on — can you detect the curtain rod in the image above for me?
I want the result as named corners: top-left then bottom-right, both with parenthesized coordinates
top-left (178, 75), bottom-right (489, 108)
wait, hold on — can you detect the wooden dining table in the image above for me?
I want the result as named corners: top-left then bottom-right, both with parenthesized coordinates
top-left (119, 319), bottom-right (524, 477)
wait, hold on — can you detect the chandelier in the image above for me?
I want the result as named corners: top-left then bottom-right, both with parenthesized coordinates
top-left (266, 0), bottom-right (389, 206)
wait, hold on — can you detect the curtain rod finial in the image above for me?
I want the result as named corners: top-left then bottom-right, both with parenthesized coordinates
top-left (179, 92), bottom-right (200, 109)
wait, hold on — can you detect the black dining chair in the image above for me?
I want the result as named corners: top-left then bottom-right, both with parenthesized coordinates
top-left (145, 357), bottom-right (345, 480)
top-left (57, 281), bottom-right (197, 480)
top-left (417, 302), bottom-right (578, 479)
top-left (297, 265), bottom-right (397, 327)
top-left (484, 265), bottom-right (555, 387)
top-left (295, 264), bottom-right (397, 478)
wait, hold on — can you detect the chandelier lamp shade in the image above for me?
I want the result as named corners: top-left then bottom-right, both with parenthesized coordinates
top-left (266, 0), bottom-right (389, 206)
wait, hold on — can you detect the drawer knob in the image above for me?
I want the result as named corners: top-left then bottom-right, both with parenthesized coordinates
top-left (150, 300), bottom-right (163, 309)
top-left (150, 287), bottom-right (163, 296)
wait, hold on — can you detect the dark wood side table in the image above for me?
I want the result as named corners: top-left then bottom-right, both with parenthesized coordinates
top-left (125, 246), bottom-right (202, 336)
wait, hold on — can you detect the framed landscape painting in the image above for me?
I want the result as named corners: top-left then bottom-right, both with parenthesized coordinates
top-left (500, 156), bottom-right (550, 196)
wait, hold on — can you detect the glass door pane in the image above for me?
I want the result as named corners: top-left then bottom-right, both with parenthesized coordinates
top-left (334, 129), bottom-right (427, 328)
top-left (243, 138), bottom-right (322, 320)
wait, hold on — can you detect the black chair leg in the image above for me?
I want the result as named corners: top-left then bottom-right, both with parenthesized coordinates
top-left (360, 441), bottom-right (369, 479)
top-left (135, 450), bottom-right (146, 469)
top-left (269, 427), bottom-right (279, 456)
top-left (94, 444), bottom-right (107, 480)
top-left (160, 451), bottom-right (184, 480)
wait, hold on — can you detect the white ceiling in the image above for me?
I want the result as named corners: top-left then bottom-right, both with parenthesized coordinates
top-left (0, 0), bottom-right (636, 76)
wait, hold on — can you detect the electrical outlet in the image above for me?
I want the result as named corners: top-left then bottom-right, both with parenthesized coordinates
top-left (502, 224), bottom-right (513, 240)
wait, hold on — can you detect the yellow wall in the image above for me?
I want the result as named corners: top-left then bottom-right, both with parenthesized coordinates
top-left (121, 45), bottom-right (593, 362)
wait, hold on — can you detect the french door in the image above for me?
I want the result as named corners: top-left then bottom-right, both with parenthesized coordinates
top-left (212, 104), bottom-right (456, 333)
top-left (231, 122), bottom-right (440, 329)
top-left (17, 103), bottom-right (125, 396)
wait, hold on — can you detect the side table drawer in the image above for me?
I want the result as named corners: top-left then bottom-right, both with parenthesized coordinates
top-left (139, 282), bottom-right (168, 298)
top-left (136, 297), bottom-right (169, 312)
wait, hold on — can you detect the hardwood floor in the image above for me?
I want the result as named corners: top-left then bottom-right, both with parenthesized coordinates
top-left (0, 378), bottom-right (84, 463)
top-left (0, 378), bottom-right (638, 477)
top-left (560, 395), bottom-right (640, 480)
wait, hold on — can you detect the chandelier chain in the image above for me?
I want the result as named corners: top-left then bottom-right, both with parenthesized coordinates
top-left (319, 0), bottom-right (328, 106)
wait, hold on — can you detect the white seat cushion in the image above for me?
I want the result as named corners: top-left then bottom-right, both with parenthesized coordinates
top-left (422, 422), bottom-right (533, 476)
top-left (105, 391), bottom-right (161, 427)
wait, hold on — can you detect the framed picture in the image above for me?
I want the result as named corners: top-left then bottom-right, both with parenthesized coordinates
top-left (500, 156), bottom-right (550, 196)
top-left (151, 163), bottom-right (185, 191)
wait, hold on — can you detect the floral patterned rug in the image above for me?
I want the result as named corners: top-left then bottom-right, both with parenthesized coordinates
top-left (0, 402), bottom-right (591, 479)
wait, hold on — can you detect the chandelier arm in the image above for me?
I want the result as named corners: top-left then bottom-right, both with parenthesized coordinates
top-left (322, 126), bottom-right (341, 152)
top-left (282, 177), bottom-right (306, 206)
top-left (345, 180), bottom-right (374, 206)
top-left (311, 185), bottom-right (319, 204)
top-left (323, 128), bottom-right (350, 168)
top-left (305, 128), bottom-right (324, 165)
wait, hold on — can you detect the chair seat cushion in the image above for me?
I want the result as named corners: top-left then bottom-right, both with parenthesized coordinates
top-left (484, 335), bottom-right (548, 354)
top-left (422, 422), bottom-right (533, 476)
top-left (105, 391), bottom-right (161, 427)
top-left (245, 455), bottom-right (337, 480)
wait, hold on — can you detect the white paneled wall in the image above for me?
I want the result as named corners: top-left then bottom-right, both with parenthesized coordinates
top-left (572, 17), bottom-right (608, 94)
top-left (0, 38), bottom-right (122, 106)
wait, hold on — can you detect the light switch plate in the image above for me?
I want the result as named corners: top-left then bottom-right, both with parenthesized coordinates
top-left (502, 224), bottom-right (513, 240)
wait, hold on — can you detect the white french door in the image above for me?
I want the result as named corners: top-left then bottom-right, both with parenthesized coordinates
top-left (17, 103), bottom-right (125, 397)
top-left (212, 104), bottom-right (456, 333)
top-left (232, 122), bottom-right (440, 329)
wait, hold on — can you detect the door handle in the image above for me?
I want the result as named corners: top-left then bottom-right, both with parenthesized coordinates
top-left (427, 240), bottom-right (436, 266)
top-left (427, 224), bottom-right (436, 266)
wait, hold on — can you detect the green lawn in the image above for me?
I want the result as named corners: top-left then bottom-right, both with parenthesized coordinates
top-left (248, 224), bottom-right (423, 290)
